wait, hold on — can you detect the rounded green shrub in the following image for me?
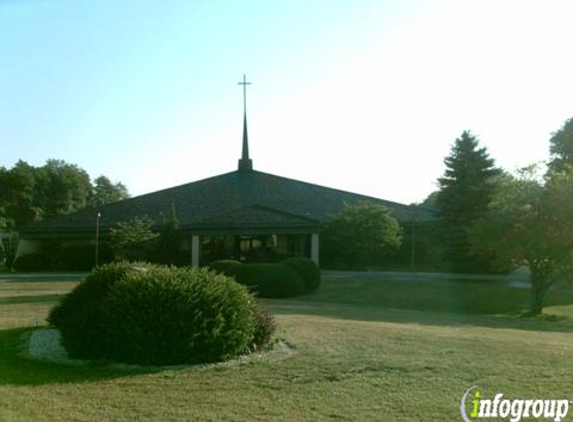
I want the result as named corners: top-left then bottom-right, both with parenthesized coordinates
top-left (49, 263), bottom-right (265, 365)
top-left (236, 263), bottom-right (305, 298)
top-left (102, 267), bottom-right (255, 365)
top-left (281, 257), bottom-right (321, 292)
top-left (48, 262), bottom-right (151, 359)
top-left (12, 253), bottom-right (51, 272)
top-left (209, 259), bottom-right (242, 277)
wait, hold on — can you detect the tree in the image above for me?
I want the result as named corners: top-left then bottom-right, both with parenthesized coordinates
top-left (153, 205), bottom-right (186, 265)
top-left (0, 160), bottom-right (43, 227)
top-left (90, 175), bottom-right (129, 207)
top-left (320, 202), bottom-right (402, 268)
top-left (0, 160), bottom-right (129, 228)
top-left (436, 131), bottom-right (501, 272)
top-left (548, 117), bottom-right (573, 172)
top-left (40, 159), bottom-right (92, 217)
top-left (469, 166), bottom-right (573, 315)
top-left (110, 217), bottom-right (159, 261)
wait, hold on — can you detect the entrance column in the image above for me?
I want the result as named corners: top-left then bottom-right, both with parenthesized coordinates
top-left (191, 235), bottom-right (200, 268)
top-left (310, 233), bottom-right (319, 265)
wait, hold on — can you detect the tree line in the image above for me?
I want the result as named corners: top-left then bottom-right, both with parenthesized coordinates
top-left (0, 159), bottom-right (129, 229)
top-left (433, 117), bottom-right (573, 314)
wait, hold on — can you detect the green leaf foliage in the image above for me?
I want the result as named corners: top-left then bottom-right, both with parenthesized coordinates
top-left (49, 263), bottom-right (267, 365)
top-left (90, 175), bottom-right (129, 207)
top-left (235, 263), bottom-right (306, 298)
top-left (0, 160), bottom-right (129, 228)
top-left (40, 159), bottom-right (92, 217)
top-left (103, 267), bottom-right (256, 365)
top-left (48, 262), bottom-right (143, 358)
top-left (209, 259), bottom-right (242, 276)
top-left (281, 257), bottom-right (321, 292)
top-left (549, 116), bottom-right (573, 172)
top-left (110, 217), bottom-right (158, 261)
top-left (209, 260), bottom-right (306, 298)
top-left (320, 202), bottom-right (402, 268)
top-left (469, 166), bottom-right (573, 314)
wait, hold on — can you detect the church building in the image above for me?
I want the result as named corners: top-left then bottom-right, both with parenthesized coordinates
top-left (18, 77), bottom-right (434, 268)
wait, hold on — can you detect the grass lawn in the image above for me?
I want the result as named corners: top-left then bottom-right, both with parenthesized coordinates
top-left (1, 274), bottom-right (573, 421)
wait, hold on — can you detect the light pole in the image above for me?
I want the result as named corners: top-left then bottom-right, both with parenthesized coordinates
top-left (95, 212), bottom-right (101, 267)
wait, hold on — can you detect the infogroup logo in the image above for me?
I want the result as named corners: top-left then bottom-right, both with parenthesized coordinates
top-left (460, 387), bottom-right (571, 422)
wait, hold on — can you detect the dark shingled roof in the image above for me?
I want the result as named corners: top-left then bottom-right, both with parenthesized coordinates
top-left (22, 169), bottom-right (435, 237)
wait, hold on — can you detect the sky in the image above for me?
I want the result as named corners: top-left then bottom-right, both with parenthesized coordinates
top-left (1, 0), bottom-right (572, 205)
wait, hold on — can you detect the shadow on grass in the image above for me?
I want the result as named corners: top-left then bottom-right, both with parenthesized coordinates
top-left (0, 328), bottom-right (163, 386)
top-left (266, 276), bottom-right (573, 333)
top-left (269, 299), bottom-right (573, 334)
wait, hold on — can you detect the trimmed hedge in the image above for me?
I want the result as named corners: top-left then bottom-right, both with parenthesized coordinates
top-left (209, 259), bottom-right (242, 277)
top-left (102, 267), bottom-right (255, 365)
top-left (210, 260), bottom-right (306, 298)
top-left (281, 257), bottom-right (321, 292)
top-left (48, 262), bottom-right (148, 359)
top-left (49, 263), bottom-right (266, 365)
top-left (237, 263), bottom-right (305, 298)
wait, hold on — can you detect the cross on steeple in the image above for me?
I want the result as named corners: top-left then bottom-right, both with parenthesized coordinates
top-left (237, 74), bottom-right (253, 172)
top-left (238, 74), bottom-right (251, 114)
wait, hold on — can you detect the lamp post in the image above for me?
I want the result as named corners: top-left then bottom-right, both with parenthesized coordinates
top-left (95, 212), bottom-right (101, 267)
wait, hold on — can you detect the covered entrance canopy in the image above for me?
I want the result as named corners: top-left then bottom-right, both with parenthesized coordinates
top-left (188, 204), bottom-right (319, 265)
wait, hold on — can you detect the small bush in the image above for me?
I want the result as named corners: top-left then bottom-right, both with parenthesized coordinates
top-left (102, 267), bottom-right (255, 365)
top-left (209, 259), bottom-right (242, 277)
top-left (49, 263), bottom-right (265, 365)
top-left (252, 301), bottom-right (276, 349)
top-left (48, 262), bottom-right (152, 359)
top-left (281, 257), bottom-right (321, 292)
top-left (12, 253), bottom-right (51, 272)
top-left (236, 263), bottom-right (305, 298)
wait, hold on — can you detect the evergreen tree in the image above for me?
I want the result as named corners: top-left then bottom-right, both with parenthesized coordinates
top-left (436, 131), bottom-right (501, 272)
